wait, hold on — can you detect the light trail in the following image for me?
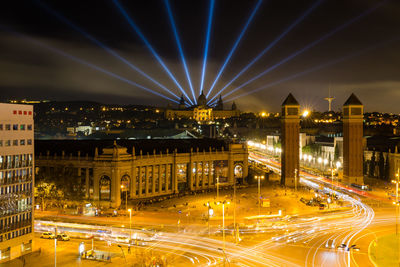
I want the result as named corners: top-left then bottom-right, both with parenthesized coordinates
top-left (36, 0), bottom-right (180, 101)
top-left (1, 26), bottom-right (179, 103)
top-left (223, 0), bottom-right (388, 101)
top-left (199, 0), bottom-right (215, 96)
top-left (207, 0), bottom-right (324, 105)
top-left (113, 0), bottom-right (194, 105)
top-left (226, 36), bottom-right (397, 102)
top-left (164, 0), bottom-right (196, 103)
top-left (205, 0), bottom-right (263, 99)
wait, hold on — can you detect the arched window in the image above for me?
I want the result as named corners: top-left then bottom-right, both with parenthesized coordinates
top-left (99, 175), bottom-right (111, 201)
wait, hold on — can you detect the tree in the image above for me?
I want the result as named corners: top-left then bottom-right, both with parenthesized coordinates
top-left (378, 151), bottom-right (385, 180)
top-left (369, 151), bottom-right (376, 177)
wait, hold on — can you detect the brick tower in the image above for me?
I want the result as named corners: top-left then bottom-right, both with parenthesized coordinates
top-left (281, 93), bottom-right (300, 187)
top-left (343, 93), bottom-right (364, 184)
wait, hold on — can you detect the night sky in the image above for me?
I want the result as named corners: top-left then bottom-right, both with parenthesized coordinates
top-left (1, 0), bottom-right (399, 112)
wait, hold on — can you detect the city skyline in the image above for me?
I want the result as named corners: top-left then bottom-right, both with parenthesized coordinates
top-left (1, 0), bottom-right (399, 112)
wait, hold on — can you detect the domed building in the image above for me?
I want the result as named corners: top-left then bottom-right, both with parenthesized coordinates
top-left (165, 93), bottom-right (240, 121)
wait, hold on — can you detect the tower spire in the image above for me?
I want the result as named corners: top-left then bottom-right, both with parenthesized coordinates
top-left (324, 86), bottom-right (335, 112)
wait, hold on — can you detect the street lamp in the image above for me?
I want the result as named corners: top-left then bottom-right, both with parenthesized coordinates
top-left (255, 175), bottom-right (264, 216)
top-left (128, 208), bottom-right (132, 241)
top-left (120, 185), bottom-right (128, 211)
top-left (217, 200), bottom-right (230, 252)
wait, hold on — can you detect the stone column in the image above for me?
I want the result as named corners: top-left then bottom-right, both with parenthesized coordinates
top-left (132, 165), bottom-right (136, 199)
top-left (151, 165), bottom-right (156, 196)
top-left (145, 166), bottom-right (149, 196)
top-left (202, 161), bottom-right (206, 188)
top-left (158, 165), bottom-right (162, 194)
top-left (113, 168), bottom-right (121, 208)
top-left (93, 168), bottom-right (100, 202)
top-left (195, 162), bottom-right (199, 189)
top-left (138, 166), bottom-right (143, 197)
top-left (165, 164), bottom-right (172, 192)
top-left (188, 161), bottom-right (193, 191)
top-left (208, 161), bottom-right (212, 188)
top-left (85, 168), bottom-right (90, 199)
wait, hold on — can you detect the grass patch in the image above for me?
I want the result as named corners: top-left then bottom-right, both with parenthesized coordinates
top-left (370, 233), bottom-right (400, 267)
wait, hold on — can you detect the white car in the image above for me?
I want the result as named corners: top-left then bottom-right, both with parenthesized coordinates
top-left (41, 232), bottom-right (55, 239)
top-left (57, 234), bottom-right (70, 241)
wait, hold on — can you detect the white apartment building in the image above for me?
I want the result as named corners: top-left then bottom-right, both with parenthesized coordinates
top-left (0, 103), bottom-right (34, 262)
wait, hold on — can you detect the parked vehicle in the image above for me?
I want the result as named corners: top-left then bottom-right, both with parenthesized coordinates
top-left (41, 232), bottom-right (55, 239)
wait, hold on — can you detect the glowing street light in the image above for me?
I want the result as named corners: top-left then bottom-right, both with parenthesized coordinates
top-left (255, 175), bottom-right (264, 216)
top-left (302, 110), bottom-right (310, 117)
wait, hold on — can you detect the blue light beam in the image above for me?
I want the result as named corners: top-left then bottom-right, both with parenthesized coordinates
top-left (164, 0), bottom-right (196, 103)
top-left (36, 0), bottom-right (180, 101)
top-left (113, 0), bottom-right (194, 105)
top-left (205, 0), bottom-right (263, 99)
top-left (226, 37), bottom-right (398, 102)
top-left (199, 0), bottom-right (215, 96)
top-left (0, 26), bottom-right (179, 104)
top-left (223, 0), bottom-right (387, 100)
top-left (207, 0), bottom-right (324, 104)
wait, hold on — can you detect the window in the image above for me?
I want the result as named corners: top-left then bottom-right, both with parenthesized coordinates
top-left (13, 124), bottom-right (18, 130)
top-left (0, 141), bottom-right (2, 147)
top-left (0, 124), bottom-right (2, 130)
top-left (27, 139), bottom-right (32, 145)
top-left (20, 124), bottom-right (25, 130)
top-left (20, 140), bottom-right (25, 146)
top-left (27, 125), bottom-right (32, 131)
top-left (5, 140), bottom-right (11, 147)
top-left (5, 124), bottom-right (10, 131)
top-left (13, 140), bottom-right (18, 146)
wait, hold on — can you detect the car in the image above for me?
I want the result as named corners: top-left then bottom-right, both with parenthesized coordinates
top-left (337, 243), bottom-right (347, 250)
top-left (57, 234), bottom-right (70, 241)
top-left (41, 232), bottom-right (55, 239)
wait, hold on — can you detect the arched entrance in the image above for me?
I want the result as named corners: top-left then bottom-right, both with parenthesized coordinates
top-left (120, 175), bottom-right (130, 205)
top-left (234, 164), bottom-right (243, 184)
top-left (99, 175), bottom-right (111, 201)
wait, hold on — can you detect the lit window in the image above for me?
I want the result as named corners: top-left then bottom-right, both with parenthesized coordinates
top-left (20, 140), bottom-right (25, 146)
top-left (20, 124), bottom-right (25, 130)
top-left (5, 124), bottom-right (10, 131)
top-left (5, 140), bottom-right (11, 146)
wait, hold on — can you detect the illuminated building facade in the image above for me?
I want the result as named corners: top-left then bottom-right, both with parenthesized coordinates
top-left (0, 104), bottom-right (34, 262)
top-left (165, 92), bottom-right (240, 121)
top-left (35, 140), bottom-right (248, 207)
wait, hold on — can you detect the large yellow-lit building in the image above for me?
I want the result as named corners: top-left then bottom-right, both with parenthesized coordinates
top-left (165, 92), bottom-right (240, 121)
top-left (0, 103), bottom-right (34, 263)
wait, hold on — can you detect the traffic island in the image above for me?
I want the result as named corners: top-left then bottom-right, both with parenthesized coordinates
top-left (369, 233), bottom-right (400, 267)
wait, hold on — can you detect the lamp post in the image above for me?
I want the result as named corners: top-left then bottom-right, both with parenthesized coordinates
top-left (120, 185), bottom-right (128, 211)
top-left (128, 208), bottom-right (132, 241)
top-left (217, 200), bottom-right (230, 253)
top-left (256, 175), bottom-right (264, 216)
